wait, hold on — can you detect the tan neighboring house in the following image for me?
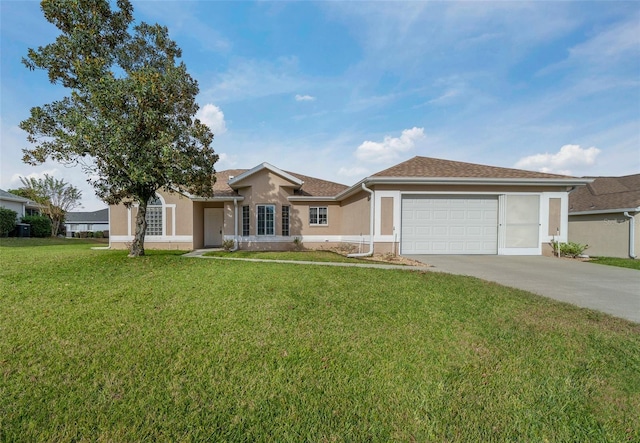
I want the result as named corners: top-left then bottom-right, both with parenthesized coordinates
top-left (569, 174), bottom-right (639, 259)
top-left (109, 156), bottom-right (591, 256)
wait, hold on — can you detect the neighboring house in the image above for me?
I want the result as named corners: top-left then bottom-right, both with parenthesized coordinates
top-left (109, 156), bottom-right (591, 256)
top-left (569, 174), bottom-right (639, 259)
top-left (0, 189), bottom-right (40, 219)
top-left (65, 209), bottom-right (110, 237)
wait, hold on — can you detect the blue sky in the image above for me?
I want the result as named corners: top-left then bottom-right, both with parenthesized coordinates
top-left (1, 1), bottom-right (639, 210)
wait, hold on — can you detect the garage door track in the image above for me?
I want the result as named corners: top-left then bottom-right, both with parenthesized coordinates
top-left (408, 255), bottom-right (640, 323)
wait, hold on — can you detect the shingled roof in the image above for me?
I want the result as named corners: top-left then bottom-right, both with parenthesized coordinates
top-left (212, 169), bottom-right (348, 198)
top-left (0, 189), bottom-right (30, 203)
top-left (569, 174), bottom-right (640, 213)
top-left (372, 156), bottom-right (573, 179)
top-left (65, 209), bottom-right (109, 223)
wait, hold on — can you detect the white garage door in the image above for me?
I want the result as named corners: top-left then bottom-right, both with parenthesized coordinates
top-left (401, 196), bottom-right (498, 254)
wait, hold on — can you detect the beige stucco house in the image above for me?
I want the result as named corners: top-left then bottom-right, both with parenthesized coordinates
top-left (109, 156), bottom-right (591, 256)
top-left (569, 174), bottom-right (639, 259)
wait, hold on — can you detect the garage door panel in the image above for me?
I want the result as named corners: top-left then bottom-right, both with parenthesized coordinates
top-left (402, 196), bottom-right (498, 255)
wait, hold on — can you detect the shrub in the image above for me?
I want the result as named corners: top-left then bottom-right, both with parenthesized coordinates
top-left (293, 236), bottom-right (303, 251)
top-left (222, 239), bottom-right (235, 251)
top-left (0, 207), bottom-right (17, 236)
top-left (95, 231), bottom-right (104, 238)
top-left (21, 215), bottom-right (52, 237)
top-left (552, 241), bottom-right (589, 258)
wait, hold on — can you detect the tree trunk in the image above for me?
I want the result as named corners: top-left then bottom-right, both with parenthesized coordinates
top-left (50, 215), bottom-right (60, 237)
top-left (129, 200), bottom-right (148, 257)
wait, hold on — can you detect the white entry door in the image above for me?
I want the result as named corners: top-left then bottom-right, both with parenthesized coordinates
top-left (204, 208), bottom-right (224, 247)
top-left (401, 195), bottom-right (498, 254)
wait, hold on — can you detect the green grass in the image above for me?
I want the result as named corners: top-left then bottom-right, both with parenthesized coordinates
top-left (1, 239), bottom-right (639, 442)
top-left (203, 249), bottom-right (391, 264)
top-left (590, 256), bottom-right (640, 270)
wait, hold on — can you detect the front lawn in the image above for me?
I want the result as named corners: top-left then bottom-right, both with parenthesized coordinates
top-left (590, 256), bottom-right (640, 270)
top-left (1, 240), bottom-right (639, 442)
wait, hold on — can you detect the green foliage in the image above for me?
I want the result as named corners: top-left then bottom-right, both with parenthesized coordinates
top-left (221, 239), bottom-right (235, 251)
top-left (20, 0), bottom-right (217, 256)
top-left (0, 242), bottom-right (638, 441)
top-left (16, 174), bottom-right (81, 236)
top-left (552, 241), bottom-right (589, 258)
top-left (590, 257), bottom-right (640, 270)
top-left (21, 215), bottom-right (52, 237)
top-left (0, 207), bottom-right (18, 236)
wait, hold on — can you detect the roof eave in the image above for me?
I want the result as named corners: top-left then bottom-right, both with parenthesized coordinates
top-left (335, 176), bottom-right (593, 200)
top-left (287, 196), bottom-right (338, 202)
top-left (570, 207), bottom-right (640, 216)
top-left (190, 196), bottom-right (245, 202)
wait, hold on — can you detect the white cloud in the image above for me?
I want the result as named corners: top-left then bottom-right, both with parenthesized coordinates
top-left (9, 168), bottom-right (60, 186)
top-left (196, 104), bottom-right (227, 135)
top-left (204, 57), bottom-right (306, 103)
top-left (515, 144), bottom-right (601, 175)
top-left (568, 15), bottom-right (640, 62)
top-left (338, 166), bottom-right (369, 177)
top-left (355, 127), bottom-right (425, 163)
top-left (295, 94), bottom-right (316, 102)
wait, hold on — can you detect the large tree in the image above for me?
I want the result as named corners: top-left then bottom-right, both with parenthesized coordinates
top-left (11, 174), bottom-right (82, 237)
top-left (20, 0), bottom-right (218, 256)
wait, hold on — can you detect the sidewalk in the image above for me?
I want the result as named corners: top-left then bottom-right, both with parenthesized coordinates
top-left (183, 249), bottom-right (433, 271)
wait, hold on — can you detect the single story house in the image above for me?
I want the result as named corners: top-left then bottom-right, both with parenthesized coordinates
top-left (0, 189), bottom-right (40, 219)
top-left (65, 208), bottom-right (110, 237)
top-left (109, 156), bottom-right (591, 256)
top-left (569, 174), bottom-right (639, 259)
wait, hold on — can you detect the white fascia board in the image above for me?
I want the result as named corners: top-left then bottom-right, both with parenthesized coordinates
top-left (288, 196), bottom-right (337, 202)
top-left (228, 162), bottom-right (303, 188)
top-left (570, 207), bottom-right (640, 216)
top-left (190, 196), bottom-right (245, 202)
top-left (0, 195), bottom-right (30, 204)
top-left (335, 176), bottom-right (593, 201)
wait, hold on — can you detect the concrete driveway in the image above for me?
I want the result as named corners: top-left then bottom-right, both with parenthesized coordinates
top-left (407, 255), bottom-right (640, 323)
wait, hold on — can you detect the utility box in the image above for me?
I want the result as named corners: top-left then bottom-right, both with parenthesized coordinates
top-left (16, 223), bottom-right (30, 238)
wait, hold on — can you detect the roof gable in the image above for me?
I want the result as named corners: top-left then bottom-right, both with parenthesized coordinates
top-left (372, 156), bottom-right (574, 179)
top-left (228, 163), bottom-right (303, 188)
top-left (211, 167), bottom-right (348, 198)
top-left (569, 174), bottom-right (640, 213)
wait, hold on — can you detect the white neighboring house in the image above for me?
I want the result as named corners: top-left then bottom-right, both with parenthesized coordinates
top-left (65, 209), bottom-right (109, 237)
top-left (0, 189), bottom-right (41, 219)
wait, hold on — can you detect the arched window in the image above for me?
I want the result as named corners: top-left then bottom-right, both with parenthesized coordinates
top-left (146, 194), bottom-right (163, 236)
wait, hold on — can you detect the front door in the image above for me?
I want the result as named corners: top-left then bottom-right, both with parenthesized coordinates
top-left (204, 208), bottom-right (224, 247)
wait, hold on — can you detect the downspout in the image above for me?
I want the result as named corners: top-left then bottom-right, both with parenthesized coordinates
top-left (623, 211), bottom-right (636, 259)
top-left (230, 198), bottom-right (239, 252)
top-left (348, 182), bottom-right (374, 257)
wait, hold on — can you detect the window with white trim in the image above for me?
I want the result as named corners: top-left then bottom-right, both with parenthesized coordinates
top-left (242, 205), bottom-right (250, 236)
top-left (257, 204), bottom-right (275, 236)
top-left (282, 205), bottom-right (290, 236)
top-left (146, 194), bottom-right (163, 236)
top-left (309, 207), bottom-right (328, 225)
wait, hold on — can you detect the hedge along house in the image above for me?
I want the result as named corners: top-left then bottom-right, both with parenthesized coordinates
top-left (108, 157), bottom-right (591, 255)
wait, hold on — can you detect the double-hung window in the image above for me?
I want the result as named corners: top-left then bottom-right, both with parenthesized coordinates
top-left (257, 204), bottom-right (275, 236)
top-left (282, 205), bottom-right (290, 236)
top-left (309, 207), bottom-right (328, 225)
top-left (242, 206), bottom-right (250, 236)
